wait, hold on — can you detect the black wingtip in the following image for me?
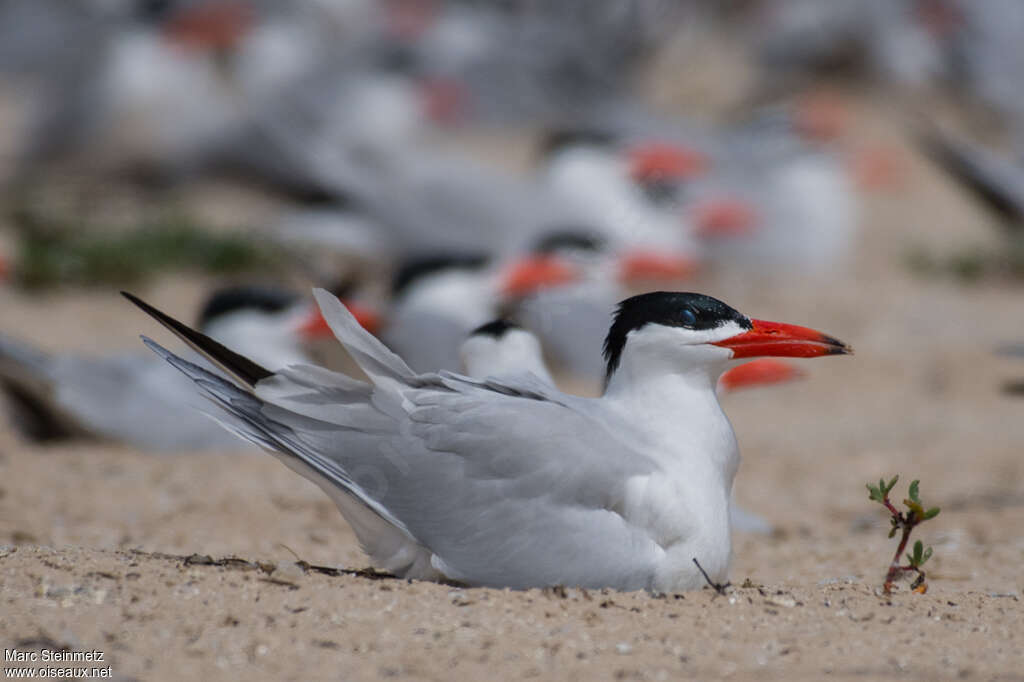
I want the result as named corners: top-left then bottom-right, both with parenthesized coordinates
top-left (122, 291), bottom-right (274, 387)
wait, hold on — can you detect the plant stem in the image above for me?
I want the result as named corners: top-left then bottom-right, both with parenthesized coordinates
top-left (882, 500), bottom-right (924, 594)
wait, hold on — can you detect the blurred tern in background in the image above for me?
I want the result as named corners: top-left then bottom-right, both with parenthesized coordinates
top-left (127, 288), bottom-right (850, 590)
top-left (0, 285), bottom-right (368, 451)
top-left (381, 251), bottom-right (578, 373)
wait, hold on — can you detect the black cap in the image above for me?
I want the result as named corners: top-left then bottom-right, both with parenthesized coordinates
top-left (538, 128), bottom-right (616, 159)
top-left (531, 228), bottom-right (606, 255)
top-left (197, 285), bottom-right (299, 330)
top-left (391, 253), bottom-right (489, 297)
top-left (469, 319), bottom-right (521, 339)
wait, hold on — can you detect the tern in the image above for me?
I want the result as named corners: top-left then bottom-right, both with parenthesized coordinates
top-left (381, 251), bottom-right (578, 374)
top-left (0, 285), bottom-right (353, 451)
top-left (126, 289), bottom-right (850, 591)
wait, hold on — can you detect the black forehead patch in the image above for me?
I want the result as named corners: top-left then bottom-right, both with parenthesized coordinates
top-left (469, 319), bottom-right (521, 339)
top-left (197, 285), bottom-right (299, 330)
top-left (532, 229), bottom-right (606, 255)
top-left (391, 253), bottom-right (489, 297)
top-left (538, 128), bottom-right (617, 159)
top-left (602, 291), bottom-right (751, 378)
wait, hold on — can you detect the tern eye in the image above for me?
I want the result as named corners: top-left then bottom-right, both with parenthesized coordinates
top-left (678, 308), bottom-right (697, 326)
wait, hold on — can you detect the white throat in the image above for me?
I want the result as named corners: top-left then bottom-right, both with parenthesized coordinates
top-left (601, 322), bottom-right (744, 476)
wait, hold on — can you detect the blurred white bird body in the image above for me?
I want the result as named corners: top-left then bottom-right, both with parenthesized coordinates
top-left (383, 265), bottom-right (499, 374)
top-left (544, 145), bottom-right (698, 255)
top-left (458, 320), bottom-right (554, 385)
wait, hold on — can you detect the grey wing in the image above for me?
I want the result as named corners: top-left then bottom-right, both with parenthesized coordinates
top-left (375, 387), bottom-right (665, 590)
top-left (257, 361), bottom-right (664, 588)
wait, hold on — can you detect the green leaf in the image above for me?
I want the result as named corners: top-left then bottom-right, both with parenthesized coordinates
top-left (921, 546), bottom-right (933, 565)
top-left (885, 475), bottom-right (899, 494)
top-left (908, 540), bottom-right (924, 566)
top-left (924, 507), bottom-right (941, 520)
top-left (904, 498), bottom-right (924, 519)
top-left (909, 480), bottom-right (921, 504)
top-left (888, 527), bottom-right (897, 538)
top-left (867, 483), bottom-right (883, 502)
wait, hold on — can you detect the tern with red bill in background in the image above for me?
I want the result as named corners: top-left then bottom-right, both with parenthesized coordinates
top-left (380, 251), bottom-right (579, 374)
top-left (127, 289), bottom-right (849, 590)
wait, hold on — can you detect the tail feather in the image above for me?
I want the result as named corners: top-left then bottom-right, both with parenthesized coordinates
top-left (140, 336), bottom-right (418, 546)
top-left (130, 296), bottom-right (438, 576)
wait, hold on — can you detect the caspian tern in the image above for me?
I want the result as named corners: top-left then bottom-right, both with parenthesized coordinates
top-left (457, 320), bottom-right (803, 535)
top-left (127, 288), bottom-right (849, 591)
top-left (0, 285), bottom-right (349, 451)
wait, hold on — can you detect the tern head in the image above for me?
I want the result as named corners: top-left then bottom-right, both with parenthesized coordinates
top-left (459, 320), bottom-right (552, 383)
top-left (603, 292), bottom-right (850, 385)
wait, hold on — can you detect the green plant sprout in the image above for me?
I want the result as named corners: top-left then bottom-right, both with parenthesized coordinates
top-left (866, 476), bottom-right (940, 594)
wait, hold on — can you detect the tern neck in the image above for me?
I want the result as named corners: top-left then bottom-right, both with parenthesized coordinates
top-left (604, 353), bottom-right (720, 406)
top-left (602, 348), bottom-right (738, 486)
top-left (602, 343), bottom-right (740, 498)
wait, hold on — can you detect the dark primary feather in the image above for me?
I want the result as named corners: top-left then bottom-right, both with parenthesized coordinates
top-left (122, 291), bottom-right (273, 387)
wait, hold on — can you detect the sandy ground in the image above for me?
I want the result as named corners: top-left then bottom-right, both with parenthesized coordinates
top-left (2, 95), bottom-right (1024, 680)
